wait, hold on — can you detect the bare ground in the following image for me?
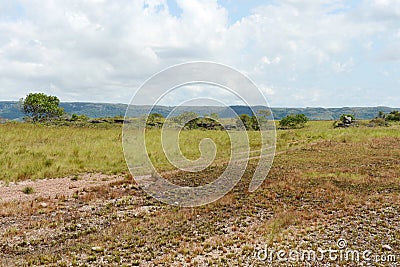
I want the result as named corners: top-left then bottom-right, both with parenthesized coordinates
top-left (0, 137), bottom-right (399, 266)
top-left (0, 173), bottom-right (125, 203)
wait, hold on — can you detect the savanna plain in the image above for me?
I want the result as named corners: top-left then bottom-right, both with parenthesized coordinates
top-left (0, 121), bottom-right (399, 266)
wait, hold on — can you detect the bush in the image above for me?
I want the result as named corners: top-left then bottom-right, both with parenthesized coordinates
top-left (236, 114), bottom-right (253, 130)
top-left (279, 114), bottom-right (308, 129)
top-left (172, 112), bottom-right (198, 129)
top-left (386, 111), bottom-right (400, 121)
top-left (236, 111), bottom-right (268, 131)
top-left (146, 113), bottom-right (165, 128)
top-left (369, 118), bottom-right (389, 127)
top-left (22, 186), bottom-right (35, 194)
top-left (71, 114), bottom-right (89, 122)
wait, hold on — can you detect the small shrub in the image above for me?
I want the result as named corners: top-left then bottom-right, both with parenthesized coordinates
top-left (22, 186), bottom-right (35, 194)
top-left (369, 118), bottom-right (388, 127)
top-left (279, 114), bottom-right (308, 129)
top-left (71, 113), bottom-right (89, 122)
top-left (386, 110), bottom-right (400, 121)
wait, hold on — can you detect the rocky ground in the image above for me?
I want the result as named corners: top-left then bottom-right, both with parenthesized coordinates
top-left (1, 137), bottom-right (399, 266)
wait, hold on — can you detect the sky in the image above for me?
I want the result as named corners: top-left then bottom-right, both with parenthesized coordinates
top-left (0, 0), bottom-right (399, 107)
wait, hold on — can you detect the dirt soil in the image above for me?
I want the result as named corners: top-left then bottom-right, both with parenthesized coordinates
top-left (1, 137), bottom-right (399, 266)
top-left (0, 173), bottom-right (124, 203)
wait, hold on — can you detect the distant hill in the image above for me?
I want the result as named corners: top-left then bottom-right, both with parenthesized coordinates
top-left (0, 101), bottom-right (398, 121)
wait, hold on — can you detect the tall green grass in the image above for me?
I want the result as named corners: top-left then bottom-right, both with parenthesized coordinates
top-left (276, 121), bottom-right (400, 151)
top-left (1, 121), bottom-right (398, 182)
top-left (0, 123), bottom-right (126, 182)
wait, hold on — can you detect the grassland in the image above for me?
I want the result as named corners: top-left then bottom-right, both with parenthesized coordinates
top-left (0, 123), bottom-right (125, 182)
top-left (1, 121), bottom-right (399, 182)
top-left (0, 121), bottom-right (399, 266)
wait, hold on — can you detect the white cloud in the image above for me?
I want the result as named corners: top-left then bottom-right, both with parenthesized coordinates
top-left (0, 0), bottom-right (399, 106)
top-left (333, 58), bottom-right (354, 73)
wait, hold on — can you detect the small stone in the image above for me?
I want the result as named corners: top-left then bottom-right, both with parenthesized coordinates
top-left (39, 202), bottom-right (48, 208)
top-left (382, 244), bottom-right (392, 250)
top-left (76, 223), bottom-right (82, 228)
top-left (91, 246), bottom-right (104, 252)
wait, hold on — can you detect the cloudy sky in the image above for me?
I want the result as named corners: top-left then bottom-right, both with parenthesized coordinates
top-left (0, 0), bottom-right (399, 107)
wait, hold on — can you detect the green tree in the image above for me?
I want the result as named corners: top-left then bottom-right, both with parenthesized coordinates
top-left (209, 113), bottom-right (219, 120)
top-left (255, 109), bottom-right (271, 130)
top-left (378, 111), bottom-right (386, 119)
top-left (279, 114), bottom-right (309, 129)
top-left (146, 113), bottom-right (165, 127)
top-left (196, 117), bottom-right (222, 130)
top-left (20, 93), bottom-right (64, 122)
top-left (250, 113), bottom-right (260, 131)
top-left (172, 112), bottom-right (199, 129)
top-left (386, 110), bottom-right (400, 121)
top-left (236, 111), bottom-right (269, 131)
top-left (257, 109), bottom-right (271, 119)
top-left (236, 114), bottom-right (253, 130)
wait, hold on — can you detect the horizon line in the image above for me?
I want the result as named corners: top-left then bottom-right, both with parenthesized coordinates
top-left (0, 100), bottom-right (398, 109)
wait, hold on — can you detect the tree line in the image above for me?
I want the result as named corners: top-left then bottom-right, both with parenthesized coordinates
top-left (18, 93), bottom-right (399, 129)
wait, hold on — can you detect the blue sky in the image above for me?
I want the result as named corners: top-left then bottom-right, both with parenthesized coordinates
top-left (167, 0), bottom-right (272, 23)
top-left (0, 0), bottom-right (399, 107)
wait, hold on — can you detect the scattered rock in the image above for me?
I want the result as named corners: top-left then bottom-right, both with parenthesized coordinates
top-left (382, 244), bottom-right (392, 250)
top-left (91, 246), bottom-right (104, 253)
top-left (133, 206), bottom-right (154, 217)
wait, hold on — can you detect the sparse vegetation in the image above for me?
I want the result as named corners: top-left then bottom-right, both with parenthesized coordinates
top-left (369, 117), bottom-right (389, 127)
top-left (22, 186), bottom-right (35, 194)
top-left (70, 113), bottom-right (89, 122)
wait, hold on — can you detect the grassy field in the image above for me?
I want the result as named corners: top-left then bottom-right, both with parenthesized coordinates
top-left (0, 121), bottom-right (399, 266)
top-left (1, 121), bottom-right (399, 182)
top-left (0, 123), bottom-right (125, 182)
